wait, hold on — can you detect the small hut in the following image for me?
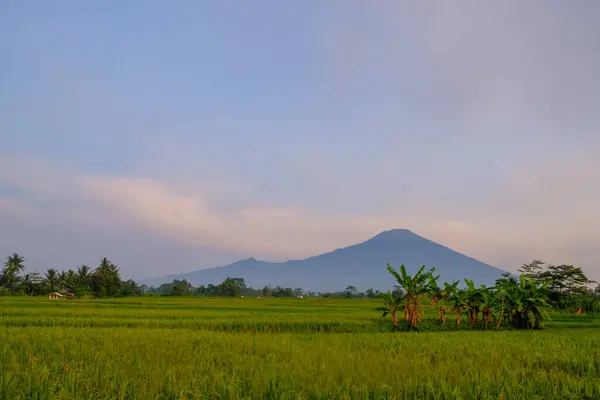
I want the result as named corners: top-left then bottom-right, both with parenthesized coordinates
top-left (48, 292), bottom-right (65, 300)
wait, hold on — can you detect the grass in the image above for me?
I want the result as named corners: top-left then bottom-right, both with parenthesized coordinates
top-left (1, 297), bottom-right (600, 399)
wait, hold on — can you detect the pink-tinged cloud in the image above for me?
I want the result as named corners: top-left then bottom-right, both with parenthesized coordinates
top-left (1, 154), bottom-right (599, 281)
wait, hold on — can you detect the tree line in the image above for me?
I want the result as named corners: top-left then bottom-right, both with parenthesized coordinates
top-left (149, 279), bottom-right (405, 299)
top-left (0, 253), bottom-right (141, 297)
top-left (150, 277), bottom-right (306, 298)
top-left (2, 253), bottom-right (598, 313)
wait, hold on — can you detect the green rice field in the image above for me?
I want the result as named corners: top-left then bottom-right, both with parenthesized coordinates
top-left (1, 297), bottom-right (600, 399)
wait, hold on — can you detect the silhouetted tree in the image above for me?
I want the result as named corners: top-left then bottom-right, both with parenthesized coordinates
top-left (44, 269), bottom-right (59, 292)
top-left (1, 253), bottom-right (26, 291)
top-left (517, 260), bottom-right (545, 281)
top-left (169, 279), bottom-right (193, 296)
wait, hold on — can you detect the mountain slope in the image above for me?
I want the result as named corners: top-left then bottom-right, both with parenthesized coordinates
top-left (140, 229), bottom-right (508, 292)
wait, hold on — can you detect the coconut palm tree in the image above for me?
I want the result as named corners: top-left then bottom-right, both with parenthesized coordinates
top-left (4, 253), bottom-right (25, 274)
top-left (76, 265), bottom-right (91, 284)
top-left (1, 253), bottom-right (25, 290)
top-left (98, 257), bottom-right (112, 271)
top-left (22, 272), bottom-right (42, 295)
top-left (44, 269), bottom-right (59, 292)
top-left (64, 269), bottom-right (76, 292)
top-left (91, 257), bottom-right (122, 297)
top-left (58, 271), bottom-right (68, 292)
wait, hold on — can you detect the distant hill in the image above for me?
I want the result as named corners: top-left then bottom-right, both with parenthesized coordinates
top-left (140, 229), bottom-right (508, 292)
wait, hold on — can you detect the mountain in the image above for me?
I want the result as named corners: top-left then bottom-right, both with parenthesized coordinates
top-left (140, 229), bottom-right (509, 292)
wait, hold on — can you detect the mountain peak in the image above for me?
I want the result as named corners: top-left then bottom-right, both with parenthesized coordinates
top-left (369, 229), bottom-right (421, 241)
top-left (229, 257), bottom-right (261, 266)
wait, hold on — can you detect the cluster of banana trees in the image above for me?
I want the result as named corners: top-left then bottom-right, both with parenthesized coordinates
top-left (378, 264), bottom-right (552, 330)
top-left (376, 264), bottom-right (439, 329)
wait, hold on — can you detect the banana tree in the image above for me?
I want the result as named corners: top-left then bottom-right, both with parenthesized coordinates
top-left (430, 281), bottom-right (458, 323)
top-left (429, 280), bottom-right (444, 322)
top-left (478, 286), bottom-right (501, 329)
top-left (384, 264), bottom-right (439, 328)
top-left (464, 279), bottom-right (484, 324)
top-left (448, 285), bottom-right (469, 325)
top-left (375, 291), bottom-right (405, 328)
top-left (504, 275), bottom-right (551, 329)
top-left (494, 289), bottom-right (507, 329)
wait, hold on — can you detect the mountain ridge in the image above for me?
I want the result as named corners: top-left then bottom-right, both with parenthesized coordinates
top-left (140, 229), bottom-right (508, 291)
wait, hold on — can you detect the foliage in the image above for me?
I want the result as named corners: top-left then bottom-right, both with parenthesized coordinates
top-left (539, 264), bottom-right (595, 295)
top-left (504, 276), bottom-right (551, 329)
top-left (447, 282), bottom-right (469, 325)
top-left (2, 251), bottom-right (598, 328)
top-left (218, 277), bottom-right (246, 297)
top-left (44, 268), bottom-right (59, 292)
top-left (379, 264), bottom-right (563, 330)
top-left (517, 260), bottom-right (545, 280)
top-left (21, 272), bottom-right (43, 296)
top-left (0, 253), bottom-right (26, 290)
top-left (516, 261), bottom-right (596, 309)
top-left (0, 254), bottom-right (141, 298)
top-left (90, 257), bottom-right (122, 297)
top-left (384, 264), bottom-right (439, 328)
top-left (342, 285), bottom-right (357, 298)
top-left (375, 290), bottom-right (404, 328)
top-left (171, 279), bottom-right (194, 296)
top-left (430, 280), bottom-right (457, 323)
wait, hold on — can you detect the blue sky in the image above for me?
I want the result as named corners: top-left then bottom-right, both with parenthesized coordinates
top-left (1, 1), bottom-right (599, 281)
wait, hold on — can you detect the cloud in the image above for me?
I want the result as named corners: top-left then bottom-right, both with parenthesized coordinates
top-left (0, 155), bottom-right (484, 259)
top-left (0, 208), bottom-right (252, 280)
top-left (1, 153), bottom-right (599, 282)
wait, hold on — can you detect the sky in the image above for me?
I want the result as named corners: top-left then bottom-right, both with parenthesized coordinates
top-left (1, 1), bottom-right (599, 281)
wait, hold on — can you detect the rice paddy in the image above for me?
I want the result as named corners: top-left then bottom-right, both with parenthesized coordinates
top-left (1, 297), bottom-right (599, 399)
